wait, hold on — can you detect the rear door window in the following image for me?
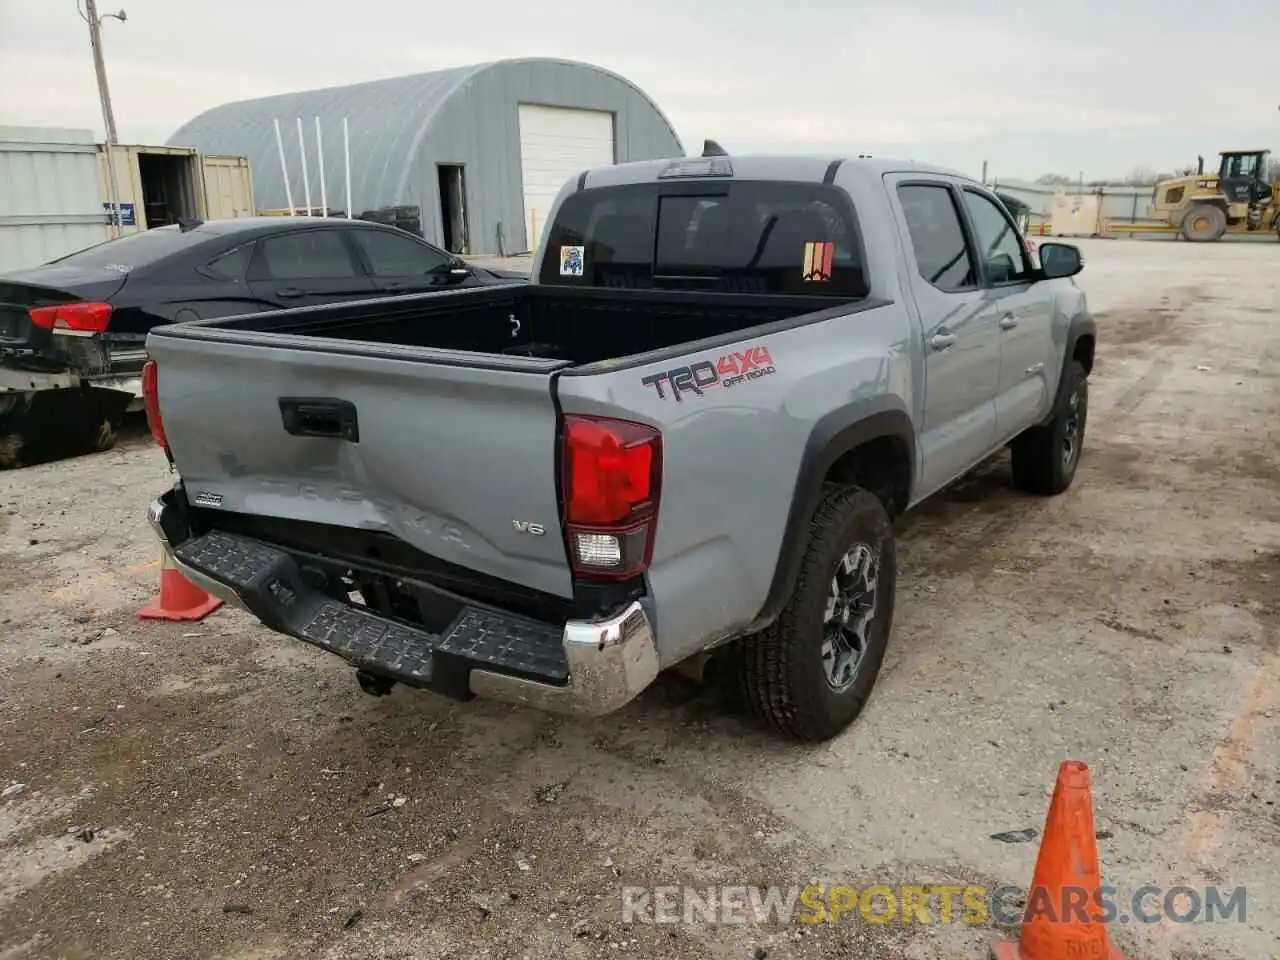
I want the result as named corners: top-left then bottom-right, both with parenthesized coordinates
top-left (896, 184), bottom-right (977, 292)
top-left (250, 230), bottom-right (359, 280)
top-left (539, 181), bottom-right (868, 297)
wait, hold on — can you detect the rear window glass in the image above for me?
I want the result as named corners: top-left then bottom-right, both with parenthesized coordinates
top-left (538, 181), bottom-right (868, 297)
top-left (50, 226), bottom-right (211, 272)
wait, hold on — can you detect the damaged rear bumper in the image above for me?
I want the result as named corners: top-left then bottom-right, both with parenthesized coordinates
top-left (146, 490), bottom-right (660, 717)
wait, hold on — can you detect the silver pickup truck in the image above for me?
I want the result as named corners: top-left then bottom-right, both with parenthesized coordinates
top-left (142, 153), bottom-right (1095, 742)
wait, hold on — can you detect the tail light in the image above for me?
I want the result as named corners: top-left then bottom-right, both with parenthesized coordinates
top-left (28, 302), bottom-right (113, 333)
top-left (141, 360), bottom-right (168, 450)
top-left (560, 415), bottom-right (662, 580)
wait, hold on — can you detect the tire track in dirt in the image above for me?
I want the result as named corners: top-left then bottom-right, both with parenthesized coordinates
top-left (890, 278), bottom-right (1241, 667)
top-left (897, 283), bottom-right (1209, 580)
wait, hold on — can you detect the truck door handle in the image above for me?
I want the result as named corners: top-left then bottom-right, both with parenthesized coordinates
top-left (930, 332), bottom-right (958, 351)
top-left (279, 397), bottom-right (360, 442)
top-left (999, 314), bottom-right (1019, 330)
top-left (276, 287), bottom-right (306, 299)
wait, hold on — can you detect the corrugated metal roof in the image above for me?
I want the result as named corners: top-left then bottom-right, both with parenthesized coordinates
top-left (166, 58), bottom-right (684, 217)
top-left (168, 63), bottom-right (484, 215)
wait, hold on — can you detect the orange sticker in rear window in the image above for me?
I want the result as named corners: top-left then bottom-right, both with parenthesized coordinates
top-left (802, 241), bottom-right (834, 282)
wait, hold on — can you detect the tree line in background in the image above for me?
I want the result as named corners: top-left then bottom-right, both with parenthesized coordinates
top-left (1036, 158), bottom-right (1280, 189)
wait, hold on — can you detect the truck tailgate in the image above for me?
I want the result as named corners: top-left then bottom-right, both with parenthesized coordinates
top-left (145, 330), bottom-right (576, 599)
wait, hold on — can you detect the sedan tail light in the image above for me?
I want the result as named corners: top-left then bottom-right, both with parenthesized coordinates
top-left (28, 302), bottom-right (113, 333)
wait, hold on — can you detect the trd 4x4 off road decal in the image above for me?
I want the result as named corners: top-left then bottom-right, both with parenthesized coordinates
top-left (641, 346), bottom-right (777, 402)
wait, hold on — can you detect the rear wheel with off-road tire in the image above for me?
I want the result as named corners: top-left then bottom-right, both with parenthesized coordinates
top-left (1180, 204), bottom-right (1227, 242)
top-left (735, 485), bottom-right (896, 742)
top-left (1010, 359), bottom-right (1088, 495)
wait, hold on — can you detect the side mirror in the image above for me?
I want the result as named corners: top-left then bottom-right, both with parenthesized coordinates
top-left (1038, 242), bottom-right (1083, 280)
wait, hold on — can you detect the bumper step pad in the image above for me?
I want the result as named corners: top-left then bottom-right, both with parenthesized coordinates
top-left (174, 530), bottom-right (569, 688)
top-left (437, 610), bottom-right (569, 682)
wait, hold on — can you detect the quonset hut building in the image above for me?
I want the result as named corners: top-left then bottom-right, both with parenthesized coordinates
top-left (167, 58), bottom-right (685, 256)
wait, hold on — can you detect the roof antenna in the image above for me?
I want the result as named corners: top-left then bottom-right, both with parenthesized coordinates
top-left (701, 139), bottom-right (728, 157)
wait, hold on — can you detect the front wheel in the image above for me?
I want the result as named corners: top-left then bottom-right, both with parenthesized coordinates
top-left (736, 486), bottom-right (896, 742)
top-left (1180, 204), bottom-right (1226, 242)
top-left (1010, 359), bottom-right (1088, 495)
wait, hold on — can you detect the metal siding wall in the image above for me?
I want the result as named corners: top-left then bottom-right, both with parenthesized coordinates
top-left (991, 178), bottom-right (1161, 226)
top-left (0, 127), bottom-right (109, 273)
top-left (408, 61), bottom-right (684, 254)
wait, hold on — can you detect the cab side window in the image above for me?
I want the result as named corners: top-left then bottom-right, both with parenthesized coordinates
top-left (961, 190), bottom-right (1031, 285)
top-left (350, 229), bottom-right (450, 276)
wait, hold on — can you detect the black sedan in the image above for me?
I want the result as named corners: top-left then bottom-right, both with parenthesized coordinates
top-left (2, 215), bottom-right (524, 339)
top-left (0, 217), bottom-right (525, 467)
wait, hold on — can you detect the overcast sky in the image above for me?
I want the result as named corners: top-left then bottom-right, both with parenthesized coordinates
top-left (0, 0), bottom-right (1275, 182)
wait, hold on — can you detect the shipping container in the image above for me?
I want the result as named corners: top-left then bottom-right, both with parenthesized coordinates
top-left (99, 143), bottom-right (202, 233)
top-left (0, 126), bottom-right (111, 274)
top-left (98, 144), bottom-right (256, 234)
top-left (0, 131), bottom-right (255, 274)
top-left (201, 154), bottom-right (255, 220)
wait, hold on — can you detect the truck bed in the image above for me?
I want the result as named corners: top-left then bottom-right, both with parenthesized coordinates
top-left (177, 283), bottom-right (865, 369)
top-left (143, 277), bottom-right (884, 615)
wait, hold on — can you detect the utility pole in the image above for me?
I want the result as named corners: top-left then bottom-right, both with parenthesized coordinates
top-left (80, 0), bottom-right (127, 235)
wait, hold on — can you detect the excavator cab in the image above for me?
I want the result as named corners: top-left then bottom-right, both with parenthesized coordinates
top-left (1217, 149), bottom-right (1271, 206)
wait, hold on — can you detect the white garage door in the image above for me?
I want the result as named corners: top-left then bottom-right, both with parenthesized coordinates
top-left (517, 104), bottom-right (615, 252)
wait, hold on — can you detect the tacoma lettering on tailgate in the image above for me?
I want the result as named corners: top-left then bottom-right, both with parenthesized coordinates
top-left (641, 346), bottom-right (776, 402)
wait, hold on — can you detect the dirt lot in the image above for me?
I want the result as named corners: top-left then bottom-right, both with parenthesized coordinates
top-left (0, 238), bottom-right (1277, 960)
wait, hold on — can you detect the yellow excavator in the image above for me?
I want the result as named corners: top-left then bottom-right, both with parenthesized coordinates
top-left (1148, 149), bottom-right (1280, 241)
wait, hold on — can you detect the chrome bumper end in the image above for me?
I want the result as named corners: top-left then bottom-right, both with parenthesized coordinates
top-left (468, 599), bottom-right (660, 716)
top-left (147, 496), bottom-right (246, 610)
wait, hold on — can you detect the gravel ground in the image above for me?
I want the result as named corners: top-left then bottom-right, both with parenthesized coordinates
top-left (0, 238), bottom-right (1276, 960)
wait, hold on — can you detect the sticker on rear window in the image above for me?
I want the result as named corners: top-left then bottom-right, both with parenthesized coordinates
top-left (559, 246), bottom-right (584, 277)
top-left (802, 241), bottom-right (833, 282)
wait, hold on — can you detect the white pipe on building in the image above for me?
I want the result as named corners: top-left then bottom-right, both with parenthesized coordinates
top-left (343, 116), bottom-right (353, 219)
top-left (314, 116), bottom-right (328, 217)
top-left (273, 118), bottom-right (296, 215)
top-left (296, 117), bottom-right (312, 215)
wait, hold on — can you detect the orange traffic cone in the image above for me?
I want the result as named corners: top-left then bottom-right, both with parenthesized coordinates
top-left (137, 551), bottom-right (223, 622)
top-left (991, 760), bottom-right (1127, 960)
